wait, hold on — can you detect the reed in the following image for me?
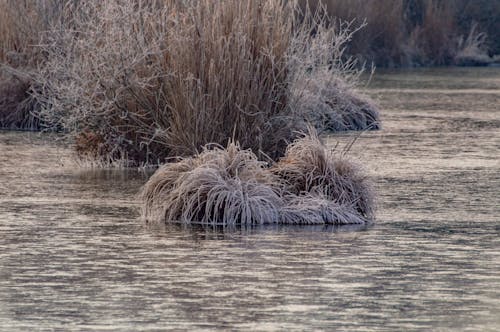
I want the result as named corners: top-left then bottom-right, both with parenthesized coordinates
top-left (302, 0), bottom-right (406, 66)
top-left (32, 0), bottom-right (379, 165)
top-left (304, 0), bottom-right (497, 67)
top-left (0, 0), bottom-right (65, 129)
top-left (0, 68), bottom-right (40, 130)
top-left (0, 0), bottom-right (43, 64)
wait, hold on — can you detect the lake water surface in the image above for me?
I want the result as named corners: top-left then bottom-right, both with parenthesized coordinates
top-left (1, 67), bottom-right (499, 331)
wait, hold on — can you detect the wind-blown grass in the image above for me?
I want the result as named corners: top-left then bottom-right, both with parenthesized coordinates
top-left (140, 132), bottom-right (374, 225)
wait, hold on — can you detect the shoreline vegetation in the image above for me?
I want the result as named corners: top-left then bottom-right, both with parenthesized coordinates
top-left (304, 0), bottom-right (500, 68)
top-left (2, 1), bottom-right (497, 225)
top-left (0, 0), bottom-right (377, 225)
top-left (0, 0), bottom-right (379, 225)
top-left (0, 1), bottom-right (379, 137)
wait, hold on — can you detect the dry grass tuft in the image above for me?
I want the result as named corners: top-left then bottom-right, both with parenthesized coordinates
top-left (0, 0), bottom-right (380, 164)
top-left (141, 132), bottom-right (375, 225)
top-left (140, 142), bottom-right (283, 225)
top-left (279, 194), bottom-right (367, 225)
top-left (295, 75), bottom-right (380, 131)
top-left (287, 14), bottom-right (380, 131)
top-left (454, 23), bottom-right (492, 66)
top-left (272, 131), bottom-right (374, 220)
top-left (35, 0), bottom-right (300, 163)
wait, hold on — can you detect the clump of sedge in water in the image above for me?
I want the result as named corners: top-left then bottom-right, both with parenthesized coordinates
top-left (140, 132), bottom-right (374, 225)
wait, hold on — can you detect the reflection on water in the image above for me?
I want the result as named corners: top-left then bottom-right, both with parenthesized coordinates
top-left (1, 67), bottom-right (499, 331)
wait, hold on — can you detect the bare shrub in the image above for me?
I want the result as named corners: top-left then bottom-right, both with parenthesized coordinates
top-left (33, 0), bottom-right (379, 166)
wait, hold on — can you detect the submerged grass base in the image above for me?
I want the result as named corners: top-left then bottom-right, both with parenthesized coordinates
top-left (140, 133), bottom-right (374, 225)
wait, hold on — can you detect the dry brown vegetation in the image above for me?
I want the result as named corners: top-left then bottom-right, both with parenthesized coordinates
top-left (0, 0), bottom-right (66, 129)
top-left (30, 0), bottom-right (379, 165)
top-left (0, 69), bottom-right (39, 129)
top-left (1, 0), bottom-right (379, 224)
top-left (272, 133), bottom-right (374, 219)
top-left (140, 132), bottom-right (373, 225)
top-left (454, 23), bottom-right (491, 66)
top-left (305, 0), bottom-right (498, 67)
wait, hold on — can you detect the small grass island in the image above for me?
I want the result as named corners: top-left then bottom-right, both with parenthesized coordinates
top-left (1, 0), bottom-right (380, 225)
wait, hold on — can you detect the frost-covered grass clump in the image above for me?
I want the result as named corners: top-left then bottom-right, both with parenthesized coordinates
top-left (140, 132), bottom-right (374, 225)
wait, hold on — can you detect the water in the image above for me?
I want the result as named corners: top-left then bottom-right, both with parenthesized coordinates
top-left (1, 67), bottom-right (499, 331)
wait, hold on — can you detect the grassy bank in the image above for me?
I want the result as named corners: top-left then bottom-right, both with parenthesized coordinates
top-left (305, 0), bottom-right (500, 67)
